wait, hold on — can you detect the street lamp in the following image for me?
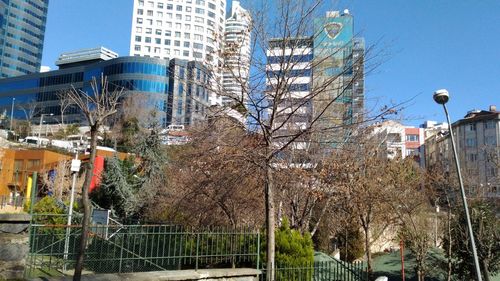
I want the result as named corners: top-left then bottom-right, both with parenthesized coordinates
top-left (9, 98), bottom-right (15, 132)
top-left (433, 89), bottom-right (482, 281)
top-left (37, 113), bottom-right (53, 147)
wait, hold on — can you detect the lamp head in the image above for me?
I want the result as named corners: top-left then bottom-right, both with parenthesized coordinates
top-left (433, 89), bottom-right (449, 105)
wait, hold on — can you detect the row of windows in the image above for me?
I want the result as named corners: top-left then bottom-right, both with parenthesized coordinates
top-left (111, 79), bottom-right (169, 94)
top-left (103, 62), bottom-right (168, 77)
top-left (1, 62), bottom-right (32, 74)
top-left (10, 2), bottom-right (47, 22)
top-left (266, 69), bottom-right (312, 78)
top-left (5, 32), bottom-right (41, 49)
top-left (9, 11), bottom-right (45, 31)
top-left (4, 41), bottom-right (42, 59)
top-left (266, 83), bottom-right (311, 92)
top-left (7, 22), bottom-right (44, 40)
top-left (136, 25), bottom-right (214, 36)
top-left (267, 54), bottom-right (314, 64)
top-left (467, 121), bottom-right (497, 131)
top-left (138, 0), bottom-right (224, 10)
top-left (39, 73), bottom-right (83, 87)
top-left (2, 52), bottom-right (38, 67)
top-left (135, 33), bottom-right (206, 44)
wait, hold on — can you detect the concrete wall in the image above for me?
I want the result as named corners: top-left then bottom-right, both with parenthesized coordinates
top-left (30, 268), bottom-right (261, 281)
top-left (0, 213), bottom-right (31, 280)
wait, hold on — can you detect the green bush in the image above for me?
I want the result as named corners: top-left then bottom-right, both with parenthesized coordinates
top-left (30, 196), bottom-right (66, 225)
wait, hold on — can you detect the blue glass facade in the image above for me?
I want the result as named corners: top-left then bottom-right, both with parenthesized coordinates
top-left (0, 0), bottom-right (49, 78)
top-left (0, 56), bottom-right (211, 127)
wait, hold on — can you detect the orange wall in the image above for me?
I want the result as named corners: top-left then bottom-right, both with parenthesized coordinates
top-left (0, 149), bottom-right (72, 196)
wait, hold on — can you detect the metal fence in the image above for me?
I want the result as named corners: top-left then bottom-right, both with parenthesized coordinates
top-left (26, 224), bottom-right (260, 278)
top-left (260, 261), bottom-right (367, 281)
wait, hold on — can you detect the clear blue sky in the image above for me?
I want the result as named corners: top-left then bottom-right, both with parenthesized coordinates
top-left (41, 0), bottom-right (500, 126)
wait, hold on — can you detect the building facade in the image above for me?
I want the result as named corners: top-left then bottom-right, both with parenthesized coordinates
top-left (372, 120), bottom-right (425, 166)
top-left (425, 106), bottom-right (499, 198)
top-left (0, 47), bottom-right (210, 127)
top-left (0, 0), bottom-right (49, 78)
top-left (265, 10), bottom-right (365, 149)
top-left (221, 0), bottom-right (251, 106)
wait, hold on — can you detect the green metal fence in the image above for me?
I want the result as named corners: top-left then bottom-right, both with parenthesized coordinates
top-left (260, 261), bottom-right (367, 281)
top-left (26, 224), bottom-right (260, 278)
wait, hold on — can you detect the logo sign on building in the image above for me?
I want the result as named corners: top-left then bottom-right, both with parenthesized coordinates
top-left (324, 22), bottom-right (343, 39)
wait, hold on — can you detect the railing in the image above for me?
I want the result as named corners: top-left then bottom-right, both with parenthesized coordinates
top-left (260, 261), bottom-right (367, 281)
top-left (0, 195), bottom-right (27, 211)
top-left (26, 224), bottom-right (260, 278)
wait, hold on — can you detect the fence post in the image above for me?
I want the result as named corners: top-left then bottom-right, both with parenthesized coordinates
top-left (256, 231), bottom-right (260, 270)
top-left (195, 232), bottom-right (200, 270)
top-left (119, 233), bottom-right (125, 273)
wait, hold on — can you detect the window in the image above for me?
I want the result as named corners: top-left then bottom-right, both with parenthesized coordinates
top-left (145, 37), bottom-right (151, 43)
top-left (195, 25), bottom-right (203, 32)
top-left (137, 9), bottom-right (143, 15)
top-left (136, 17), bottom-right (143, 24)
top-left (174, 40), bottom-right (180, 46)
top-left (193, 51), bottom-right (202, 59)
top-left (186, 7), bottom-right (192, 12)
top-left (208, 2), bottom-right (215, 9)
top-left (177, 5), bottom-right (183, 11)
top-left (175, 31), bottom-right (181, 38)
top-left (167, 4), bottom-right (173, 10)
top-left (155, 38), bottom-right (161, 44)
top-left (176, 14), bottom-right (182, 20)
top-left (466, 138), bottom-right (477, 147)
top-left (184, 41), bottom-right (190, 47)
top-left (146, 28), bottom-right (152, 34)
top-left (193, 43), bottom-right (203, 49)
top-left (166, 13), bottom-right (172, 19)
top-left (154, 47), bottom-right (161, 54)
top-left (166, 21), bottom-right (172, 27)
top-left (183, 50), bottom-right (190, 57)
top-left (175, 23), bottom-right (181, 29)
top-left (135, 36), bottom-right (142, 42)
top-left (165, 30), bottom-right (171, 36)
top-left (468, 123), bottom-right (476, 131)
top-left (195, 8), bottom-right (204, 14)
top-left (147, 1), bottom-right (153, 8)
top-left (194, 34), bottom-right (203, 41)
top-left (185, 24), bottom-right (191, 30)
top-left (484, 120), bottom-right (496, 129)
top-left (138, 0), bottom-right (144, 6)
top-left (185, 15), bottom-right (191, 21)
top-left (157, 3), bottom-right (163, 8)
top-left (164, 48), bottom-right (170, 55)
top-left (468, 153), bottom-right (477, 162)
top-left (406, 134), bottom-right (419, 142)
top-left (136, 27), bottom-right (142, 33)
top-left (157, 11), bottom-right (163, 17)
top-left (196, 0), bottom-right (205, 5)
top-left (155, 29), bottom-right (162, 35)
top-left (174, 49), bottom-right (180, 55)
top-left (208, 11), bottom-right (215, 18)
top-left (156, 20), bottom-right (162, 26)
top-left (164, 39), bottom-right (171, 45)
top-left (146, 19), bottom-right (153, 25)
top-left (485, 136), bottom-right (496, 145)
top-left (27, 159), bottom-right (40, 170)
top-left (184, 33), bottom-right (190, 39)
top-left (195, 16), bottom-right (204, 23)
top-left (147, 10), bottom-right (153, 16)
top-left (134, 45), bottom-right (141, 51)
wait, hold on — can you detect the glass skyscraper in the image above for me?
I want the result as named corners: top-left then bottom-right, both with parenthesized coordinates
top-left (0, 0), bottom-right (49, 78)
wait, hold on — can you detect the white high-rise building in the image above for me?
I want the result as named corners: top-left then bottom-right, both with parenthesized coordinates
top-left (222, 1), bottom-right (251, 106)
top-left (129, 0), bottom-right (226, 77)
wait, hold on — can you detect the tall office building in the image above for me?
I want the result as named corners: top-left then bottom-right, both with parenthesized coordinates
top-left (266, 37), bottom-right (313, 150)
top-left (129, 0), bottom-right (227, 106)
top-left (265, 10), bottom-right (365, 149)
top-left (0, 0), bottom-right (49, 78)
top-left (129, 0), bottom-right (226, 66)
top-left (0, 47), bottom-right (211, 127)
top-left (221, 0), bottom-right (251, 106)
top-left (312, 10), bottom-right (365, 146)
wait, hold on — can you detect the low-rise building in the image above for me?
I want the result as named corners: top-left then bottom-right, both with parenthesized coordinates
top-left (424, 106), bottom-right (499, 198)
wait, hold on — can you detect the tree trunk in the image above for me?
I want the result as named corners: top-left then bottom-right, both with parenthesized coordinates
top-left (481, 260), bottom-right (490, 281)
top-left (363, 224), bottom-right (373, 278)
top-left (446, 198), bottom-right (452, 281)
top-left (265, 162), bottom-right (276, 281)
top-left (73, 124), bottom-right (99, 281)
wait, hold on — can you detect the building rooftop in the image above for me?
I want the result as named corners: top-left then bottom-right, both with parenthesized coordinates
top-left (55, 47), bottom-right (118, 67)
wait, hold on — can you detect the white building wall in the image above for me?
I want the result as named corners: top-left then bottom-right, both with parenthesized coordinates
top-left (222, 1), bottom-right (251, 106)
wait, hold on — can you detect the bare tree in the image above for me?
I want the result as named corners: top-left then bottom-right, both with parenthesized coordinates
top-left (66, 74), bottom-right (125, 281)
top-left (201, 1), bottom-right (402, 277)
top-left (18, 100), bottom-right (40, 135)
top-left (56, 91), bottom-right (75, 128)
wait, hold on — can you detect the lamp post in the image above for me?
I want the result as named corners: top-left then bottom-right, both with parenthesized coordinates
top-left (9, 98), bottom-right (15, 131)
top-left (433, 89), bottom-right (482, 281)
top-left (37, 113), bottom-right (53, 147)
